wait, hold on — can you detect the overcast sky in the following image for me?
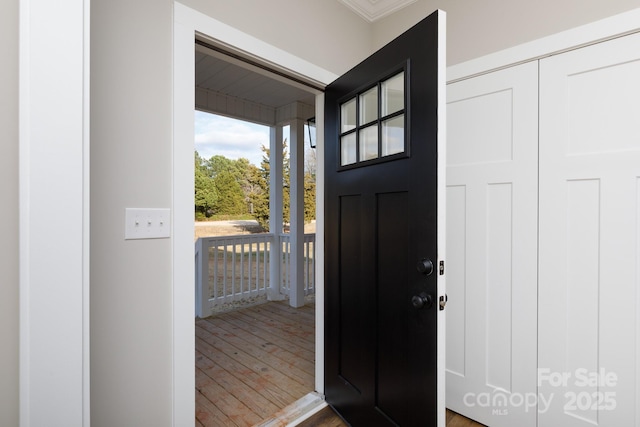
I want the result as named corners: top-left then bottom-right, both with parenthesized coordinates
top-left (195, 110), bottom-right (269, 166)
top-left (195, 110), bottom-right (317, 167)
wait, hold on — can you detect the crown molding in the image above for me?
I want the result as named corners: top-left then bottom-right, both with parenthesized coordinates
top-left (338, 0), bottom-right (417, 22)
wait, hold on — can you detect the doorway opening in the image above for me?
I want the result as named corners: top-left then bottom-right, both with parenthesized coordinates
top-left (193, 39), bottom-right (322, 426)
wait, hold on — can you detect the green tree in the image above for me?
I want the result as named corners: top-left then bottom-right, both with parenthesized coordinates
top-left (212, 170), bottom-right (246, 215)
top-left (251, 140), bottom-right (316, 230)
top-left (304, 146), bottom-right (317, 223)
top-left (194, 151), bottom-right (218, 219)
top-left (201, 154), bottom-right (265, 217)
top-left (238, 160), bottom-right (263, 215)
top-left (304, 171), bottom-right (316, 223)
top-left (206, 155), bottom-right (244, 180)
top-left (252, 141), bottom-right (290, 230)
top-left (252, 145), bottom-right (274, 230)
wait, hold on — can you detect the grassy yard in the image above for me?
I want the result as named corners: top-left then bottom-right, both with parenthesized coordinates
top-left (194, 219), bottom-right (316, 240)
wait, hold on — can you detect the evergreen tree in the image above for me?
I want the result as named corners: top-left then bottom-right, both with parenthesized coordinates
top-left (212, 170), bottom-right (246, 215)
top-left (252, 141), bottom-right (290, 231)
top-left (252, 140), bottom-right (316, 230)
top-left (194, 152), bottom-right (218, 219)
top-left (194, 143), bottom-right (315, 224)
top-left (304, 171), bottom-right (316, 223)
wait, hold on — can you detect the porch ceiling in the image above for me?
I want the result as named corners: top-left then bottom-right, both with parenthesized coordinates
top-left (195, 43), bottom-right (317, 114)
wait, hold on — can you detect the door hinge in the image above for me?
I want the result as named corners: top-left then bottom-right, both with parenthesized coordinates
top-left (439, 260), bottom-right (444, 275)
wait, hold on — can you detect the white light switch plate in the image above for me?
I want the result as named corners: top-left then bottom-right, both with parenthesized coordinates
top-left (125, 208), bottom-right (171, 240)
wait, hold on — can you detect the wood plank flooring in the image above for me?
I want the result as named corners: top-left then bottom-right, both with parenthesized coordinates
top-left (196, 301), bottom-right (315, 426)
top-left (195, 301), bottom-right (484, 427)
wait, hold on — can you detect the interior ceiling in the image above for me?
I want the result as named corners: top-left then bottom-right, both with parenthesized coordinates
top-left (195, 0), bottom-right (417, 115)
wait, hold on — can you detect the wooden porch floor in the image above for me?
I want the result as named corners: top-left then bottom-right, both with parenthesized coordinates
top-left (195, 301), bottom-right (483, 427)
top-left (196, 301), bottom-right (315, 426)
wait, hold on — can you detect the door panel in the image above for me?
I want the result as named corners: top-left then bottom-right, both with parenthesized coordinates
top-left (325, 11), bottom-right (445, 427)
top-left (538, 32), bottom-right (640, 427)
top-left (338, 195), bottom-right (369, 394)
top-left (376, 191), bottom-right (409, 426)
top-left (446, 61), bottom-right (538, 427)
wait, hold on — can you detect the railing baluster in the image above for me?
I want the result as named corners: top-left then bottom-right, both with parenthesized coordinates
top-left (305, 237), bottom-right (310, 294)
top-left (232, 242), bottom-right (237, 299)
top-left (263, 236), bottom-right (267, 293)
top-left (224, 241), bottom-right (228, 300)
top-left (240, 239), bottom-right (245, 296)
top-left (213, 240), bottom-right (218, 303)
top-left (311, 238), bottom-right (315, 292)
top-left (256, 237), bottom-right (261, 292)
top-left (195, 232), bottom-right (315, 310)
top-left (247, 239), bottom-right (251, 295)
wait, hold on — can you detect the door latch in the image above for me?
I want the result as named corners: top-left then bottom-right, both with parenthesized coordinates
top-left (439, 294), bottom-right (448, 311)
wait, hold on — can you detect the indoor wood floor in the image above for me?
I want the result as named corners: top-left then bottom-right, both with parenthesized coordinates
top-left (297, 406), bottom-right (485, 427)
top-left (195, 301), bottom-right (484, 427)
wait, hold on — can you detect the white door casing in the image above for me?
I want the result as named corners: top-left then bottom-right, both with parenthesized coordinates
top-left (538, 32), bottom-right (640, 427)
top-left (173, 3), bottom-right (337, 424)
top-left (446, 61), bottom-right (538, 427)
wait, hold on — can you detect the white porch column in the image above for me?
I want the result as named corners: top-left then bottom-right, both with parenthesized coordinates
top-left (268, 125), bottom-right (284, 300)
top-left (289, 118), bottom-right (306, 308)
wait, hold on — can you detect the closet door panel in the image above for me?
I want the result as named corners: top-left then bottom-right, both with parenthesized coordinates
top-left (539, 32), bottom-right (640, 427)
top-left (446, 61), bottom-right (538, 427)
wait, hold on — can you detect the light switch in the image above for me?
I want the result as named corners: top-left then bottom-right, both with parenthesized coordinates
top-left (125, 208), bottom-right (171, 240)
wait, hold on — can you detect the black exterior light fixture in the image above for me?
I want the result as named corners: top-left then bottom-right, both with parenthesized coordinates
top-left (306, 116), bottom-right (316, 148)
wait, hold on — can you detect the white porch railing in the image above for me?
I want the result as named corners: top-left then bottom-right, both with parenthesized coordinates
top-left (279, 233), bottom-right (316, 297)
top-left (195, 233), bottom-right (315, 317)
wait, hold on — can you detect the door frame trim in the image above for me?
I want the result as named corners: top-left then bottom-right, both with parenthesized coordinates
top-left (19, 0), bottom-right (91, 425)
top-left (172, 3), bottom-right (337, 425)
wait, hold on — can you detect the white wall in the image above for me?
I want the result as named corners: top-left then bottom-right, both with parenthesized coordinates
top-left (373, 0), bottom-right (640, 65)
top-left (90, 0), bottom-right (174, 425)
top-left (0, 1), bottom-right (19, 426)
top-left (181, 0), bottom-right (373, 75)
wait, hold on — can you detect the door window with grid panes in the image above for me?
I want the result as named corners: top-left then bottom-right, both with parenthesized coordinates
top-left (339, 70), bottom-right (407, 168)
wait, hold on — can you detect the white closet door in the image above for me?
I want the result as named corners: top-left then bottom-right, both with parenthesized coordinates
top-left (446, 61), bottom-right (538, 427)
top-left (539, 32), bottom-right (640, 427)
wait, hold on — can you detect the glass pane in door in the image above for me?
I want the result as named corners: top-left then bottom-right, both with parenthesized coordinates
top-left (359, 125), bottom-right (378, 161)
top-left (341, 98), bottom-right (356, 133)
top-left (359, 86), bottom-right (378, 125)
top-left (381, 72), bottom-right (404, 116)
top-left (381, 115), bottom-right (404, 156)
top-left (341, 133), bottom-right (357, 166)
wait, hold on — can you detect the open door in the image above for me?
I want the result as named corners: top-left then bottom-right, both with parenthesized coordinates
top-left (324, 10), bottom-right (446, 427)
